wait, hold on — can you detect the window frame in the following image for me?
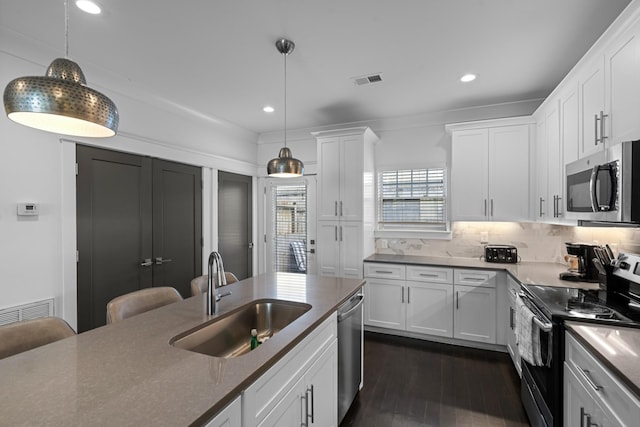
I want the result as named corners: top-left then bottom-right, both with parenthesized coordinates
top-left (375, 166), bottom-right (451, 239)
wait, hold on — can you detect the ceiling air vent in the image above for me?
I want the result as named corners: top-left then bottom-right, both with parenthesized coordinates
top-left (352, 73), bottom-right (383, 86)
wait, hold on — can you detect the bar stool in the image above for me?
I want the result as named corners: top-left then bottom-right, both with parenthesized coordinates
top-left (0, 317), bottom-right (75, 360)
top-left (190, 272), bottom-right (239, 296)
top-left (106, 287), bottom-right (183, 324)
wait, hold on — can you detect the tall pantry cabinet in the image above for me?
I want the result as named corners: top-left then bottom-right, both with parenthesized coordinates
top-left (312, 127), bottom-right (378, 279)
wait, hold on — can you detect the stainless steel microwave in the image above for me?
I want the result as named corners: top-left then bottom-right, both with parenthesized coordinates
top-left (565, 140), bottom-right (640, 225)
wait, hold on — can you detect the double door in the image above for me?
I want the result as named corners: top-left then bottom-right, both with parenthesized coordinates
top-left (451, 124), bottom-right (530, 222)
top-left (317, 221), bottom-right (362, 279)
top-left (76, 146), bottom-right (202, 332)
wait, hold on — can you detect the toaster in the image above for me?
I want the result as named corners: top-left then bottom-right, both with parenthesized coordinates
top-left (484, 244), bottom-right (518, 263)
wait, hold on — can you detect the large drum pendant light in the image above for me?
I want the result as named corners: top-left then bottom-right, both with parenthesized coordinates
top-left (3, 0), bottom-right (119, 137)
top-left (267, 38), bottom-right (304, 177)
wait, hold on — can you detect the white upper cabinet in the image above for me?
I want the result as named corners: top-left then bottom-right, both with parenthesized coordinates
top-left (578, 56), bottom-right (606, 158)
top-left (605, 24), bottom-right (640, 146)
top-left (448, 119), bottom-right (532, 222)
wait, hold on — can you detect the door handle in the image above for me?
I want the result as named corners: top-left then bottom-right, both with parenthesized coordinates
top-left (600, 110), bottom-right (608, 144)
top-left (490, 199), bottom-right (494, 217)
top-left (407, 286), bottom-right (411, 304)
top-left (308, 385), bottom-right (314, 423)
top-left (340, 226), bottom-right (343, 242)
top-left (140, 258), bottom-right (153, 267)
top-left (456, 291), bottom-right (459, 309)
top-left (248, 242), bottom-right (254, 249)
top-left (334, 201), bottom-right (338, 216)
top-left (339, 201), bottom-right (343, 216)
top-left (594, 113), bottom-right (600, 145)
top-left (539, 197), bottom-right (544, 217)
top-left (334, 226), bottom-right (338, 241)
top-left (484, 199), bottom-right (487, 216)
top-left (155, 257), bottom-right (172, 265)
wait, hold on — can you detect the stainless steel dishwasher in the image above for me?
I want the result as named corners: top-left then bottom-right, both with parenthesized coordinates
top-left (337, 290), bottom-right (364, 423)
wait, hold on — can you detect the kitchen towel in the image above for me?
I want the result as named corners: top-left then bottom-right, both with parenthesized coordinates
top-left (515, 295), bottom-right (543, 366)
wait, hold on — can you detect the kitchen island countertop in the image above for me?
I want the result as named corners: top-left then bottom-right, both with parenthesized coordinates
top-left (0, 273), bottom-right (364, 426)
top-left (364, 254), bottom-right (600, 290)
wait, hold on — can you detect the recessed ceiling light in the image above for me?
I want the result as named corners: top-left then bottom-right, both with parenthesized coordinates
top-left (76, 1), bottom-right (101, 15)
top-left (263, 106), bottom-right (275, 113)
top-left (460, 74), bottom-right (477, 83)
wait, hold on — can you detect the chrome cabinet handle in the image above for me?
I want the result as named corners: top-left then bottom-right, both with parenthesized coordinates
top-left (419, 273), bottom-right (438, 277)
top-left (556, 196), bottom-right (562, 217)
top-left (484, 199), bottom-right (487, 216)
top-left (334, 201), bottom-right (338, 216)
top-left (155, 257), bottom-right (173, 265)
top-left (490, 199), bottom-right (494, 217)
top-left (407, 286), bottom-right (411, 304)
top-left (401, 286), bottom-right (404, 303)
top-left (375, 270), bottom-right (394, 274)
top-left (595, 113), bottom-right (600, 145)
top-left (140, 258), bottom-right (153, 267)
top-left (340, 201), bottom-right (343, 217)
top-left (580, 407), bottom-right (586, 427)
top-left (579, 368), bottom-right (602, 392)
top-left (456, 291), bottom-right (459, 309)
top-left (301, 392), bottom-right (309, 427)
top-left (509, 307), bottom-right (514, 329)
top-left (539, 197), bottom-right (544, 217)
top-left (334, 226), bottom-right (338, 241)
top-left (340, 226), bottom-right (343, 242)
top-left (600, 110), bottom-right (608, 144)
top-left (308, 385), bottom-right (314, 423)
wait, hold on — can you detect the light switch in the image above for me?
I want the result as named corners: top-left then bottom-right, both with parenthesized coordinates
top-left (17, 202), bottom-right (39, 216)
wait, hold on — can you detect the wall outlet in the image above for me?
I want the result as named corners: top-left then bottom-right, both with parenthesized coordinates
top-left (480, 231), bottom-right (489, 244)
top-left (378, 239), bottom-right (388, 249)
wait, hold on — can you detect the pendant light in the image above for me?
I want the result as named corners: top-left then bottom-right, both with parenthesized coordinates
top-left (267, 38), bottom-right (304, 177)
top-left (3, 0), bottom-right (119, 138)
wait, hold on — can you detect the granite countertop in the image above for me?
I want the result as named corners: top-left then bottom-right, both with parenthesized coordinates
top-left (364, 254), bottom-right (600, 290)
top-left (565, 321), bottom-right (640, 399)
top-left (0, 273), bottom-right (364, 426)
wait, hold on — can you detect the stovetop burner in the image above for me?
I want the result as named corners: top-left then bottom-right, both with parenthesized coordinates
top-left (565, 300), bottom-right (617, 319)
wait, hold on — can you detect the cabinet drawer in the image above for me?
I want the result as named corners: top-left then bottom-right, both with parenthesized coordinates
top-left (406, 266), bottom-right (453, 284)
top-left (454, 269), bottom-right (497, 287)
top-left (565, 332), bottom-right (640, 426)
top-left (364, 262), bottom-right (406, 280)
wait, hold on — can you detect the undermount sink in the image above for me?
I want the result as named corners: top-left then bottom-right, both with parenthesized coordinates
top-left (170, 299), bottom-right (311, 358)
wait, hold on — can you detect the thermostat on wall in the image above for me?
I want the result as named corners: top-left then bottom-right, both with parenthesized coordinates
top-left (17, 203), bottom-right (39, 216)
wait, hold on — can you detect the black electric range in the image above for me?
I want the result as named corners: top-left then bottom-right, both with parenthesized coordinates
top-left (518, 253), bottom-right (640, 427)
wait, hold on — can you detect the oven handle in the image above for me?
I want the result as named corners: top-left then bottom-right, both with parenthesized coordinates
top-left (518, 292), bottom-right (553, 332)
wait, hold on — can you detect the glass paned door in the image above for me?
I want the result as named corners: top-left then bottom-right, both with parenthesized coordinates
top-left (266, 177), bottom-right (316, 275)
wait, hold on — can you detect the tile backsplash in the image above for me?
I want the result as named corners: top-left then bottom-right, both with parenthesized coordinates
top-left (375, 222), bottom-right (640, 263)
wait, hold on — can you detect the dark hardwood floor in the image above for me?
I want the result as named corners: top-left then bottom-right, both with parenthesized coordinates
top-left (341, 332), bottom-right (531, 427)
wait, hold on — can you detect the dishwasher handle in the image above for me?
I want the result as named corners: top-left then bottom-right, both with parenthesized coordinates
top-left (337, 293), bottom-right (364, 322)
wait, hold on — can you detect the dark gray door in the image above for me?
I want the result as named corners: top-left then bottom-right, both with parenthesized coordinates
top-left (152, 159), bottom-right (202, 298)
top-left (76, 146), bottom-right (153, 332)
top-left (218, 171), bottom-right (252, 279)
top-left (77, 146), bottom-right (202, 332)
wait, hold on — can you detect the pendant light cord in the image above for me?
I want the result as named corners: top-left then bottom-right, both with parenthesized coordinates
top-left (64, 0), bottom-right (69, 58)
top-left (283, 48), bottom-right (287, 148)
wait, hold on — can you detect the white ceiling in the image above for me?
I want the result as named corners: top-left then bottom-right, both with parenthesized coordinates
top-left (0, 0), bottom-right (632, 135)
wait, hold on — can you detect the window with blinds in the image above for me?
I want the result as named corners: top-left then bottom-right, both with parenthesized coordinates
top-left (272, 184), bottom-right (307, 273)
top-left (378, 168), bottom-right (447, 229)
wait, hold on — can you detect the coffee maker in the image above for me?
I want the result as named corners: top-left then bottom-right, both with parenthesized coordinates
top-left (559, 242), bottom-right (600, 282)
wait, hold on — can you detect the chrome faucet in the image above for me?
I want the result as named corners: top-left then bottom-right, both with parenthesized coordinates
top-left (207, 251), bottom-right (231, 315)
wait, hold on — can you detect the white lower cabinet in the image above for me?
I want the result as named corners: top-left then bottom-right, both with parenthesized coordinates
top-left (406, 281), bottom-right (453, 337)
top-left (364, 277), bottom-right (406, 330)
top-left (259, 341), bottom-right (337, 427)
top-left (243, 314), bottom-right (338, 427)
top-left (453, 269), bottom-right (497, 344)
top-left (204, 396), bottom-right (241, 427)
top-left (564, 364), bottom-right (615, 427)
top-left (505, 275), bottom-right (521, 376)
top-left (565, 331), bottom-right (640, 427)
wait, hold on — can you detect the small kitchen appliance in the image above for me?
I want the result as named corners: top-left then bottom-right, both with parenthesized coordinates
top-left (484, 244), bottom-right (518, 263)
top-left (559, 242), bottom-right (600, 282)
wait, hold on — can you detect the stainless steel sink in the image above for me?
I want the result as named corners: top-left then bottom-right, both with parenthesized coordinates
top-left (170, 299), bottom-right (311, 358)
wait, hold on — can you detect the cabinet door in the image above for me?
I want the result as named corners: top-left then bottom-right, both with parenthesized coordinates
top-left (451, 129), bottom-right (489, 221)
top-left (406, 282), bottom-right (453, 338)
top-left (453, 285), bottom-right (496, 343)
top-left (488, 125), bottom-right (530, 221)
top-left (579, 56), bottom-right (605, 158)
top-left (318, 138), bottom-right (341, 221)
top-left (204, 396), bottom-right (242, 427)
top-left (546, 103), bottom-right (562, 220)
top-left (317, 221), bottom-right (340, 277)
top-left (506, 297), bottom-right (520, 376)
top-left (364, 279), bottom-right (405, 330)
top-left (535, 117), bottom-right (548, 220)
top-left (564, 364), bottom-right (595, 427)
top-left (606, 28), bottom-right (640, 147)
top-left (339, 222), bottom-right (363, 278)
top-left (305, 341), bottom-right (338, 427)
top-left (340, 136), bottom-right (364, 221)
top-left (561, 84), bottom-right (580, 167)
top-left (258, 376), bottom-right (305, 427)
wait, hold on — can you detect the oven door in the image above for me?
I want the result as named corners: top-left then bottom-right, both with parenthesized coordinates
top-left (521, 358), bottom-right (553, 427)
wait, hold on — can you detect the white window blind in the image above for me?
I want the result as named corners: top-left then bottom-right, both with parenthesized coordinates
top-left (272, 184), bottom-right (307, 273)
top-left (378, 168), bottom-right (447, 228)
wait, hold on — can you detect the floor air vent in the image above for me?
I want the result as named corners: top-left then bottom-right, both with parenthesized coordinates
top-left (0, 298), bottom-right (55, 326)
